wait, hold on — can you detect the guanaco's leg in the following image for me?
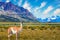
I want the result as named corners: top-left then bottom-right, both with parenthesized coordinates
top-left (8, 29), bottom-right (12, 40)
top-left (16, 33), bottom-right (18, 40)
top-left (8, 34), bottom-right (12, 40)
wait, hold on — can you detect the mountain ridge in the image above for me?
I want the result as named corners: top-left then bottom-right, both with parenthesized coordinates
top-left (0, 2), bottom-right (37, 22)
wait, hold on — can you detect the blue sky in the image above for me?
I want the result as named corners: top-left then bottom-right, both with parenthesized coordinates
top-left (0, 0), bottom-right (60, 19)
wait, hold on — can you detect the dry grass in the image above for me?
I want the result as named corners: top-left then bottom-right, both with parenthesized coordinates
top-left (0, 22), bottom-right (60, 40)
top-left (0, 29), bottom-right (60, 40)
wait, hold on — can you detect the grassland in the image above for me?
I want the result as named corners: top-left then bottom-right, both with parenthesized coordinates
top-left (0, 22), bottom-right (60, 40)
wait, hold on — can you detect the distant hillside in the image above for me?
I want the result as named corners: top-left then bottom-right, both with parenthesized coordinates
top-left (0, 2), bottom-right (37, 22)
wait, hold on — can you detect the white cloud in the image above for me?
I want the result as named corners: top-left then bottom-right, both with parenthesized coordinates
top-left (32, 3), bottom-right (54, 19)
top-left (43, 6), bottom-right (53, 14)
top-left (32, 2), bottom-right (46, 18)
top-left (40, 6), bottom-right (53, 19)
top-left (34, 2), bottom-right (46, 11)
top-left (18, 0), bottom-right (22, 6)
top-left (22, 2), bottom-right (46, 18)
top-left (22, 1), bottom-right (32, 12)
top-left (51, 17), bottom-right (56, 20)
top-left (6, 0), bottom-right (10, 3)
top-left (54, 9), bottom-right (60, 15)
top-left (40, 2), bottom-right (46, 8)
top-left (37, 6), bottom-right (53, 19)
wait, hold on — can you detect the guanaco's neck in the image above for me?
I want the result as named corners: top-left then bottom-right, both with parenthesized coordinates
top-left (20, 22), bottom-right (23, 29)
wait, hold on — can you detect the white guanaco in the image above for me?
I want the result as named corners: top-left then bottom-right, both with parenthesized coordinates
top-left (8, 22), bottom-right (23, 40)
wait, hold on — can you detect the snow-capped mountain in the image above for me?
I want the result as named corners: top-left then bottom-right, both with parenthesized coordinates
top-left (0, 2), bottom-right (37, 22)
top-left (37, 16), bottom-right (60, 23)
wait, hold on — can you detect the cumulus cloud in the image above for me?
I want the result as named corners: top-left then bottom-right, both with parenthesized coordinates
top-left (18, 0), bottom-right (22, 6)
top-left (34, 2), bottom-right (46, 11)
top-left (38, 6), bottom-right (53, 19)
top-left (6, 0), bottom-right (10, 3)
top-left (54, 9), bottom-right (60, 15)
top-left (33, 2), bottom-right (46, 18)
top-left (33, 2), bottom-right (46, 19)
top-left (51, 17), bottom-right (56, 20)
top-left (22, 1), bottom-right (32, 12)
top-left (40, 2), bottom-right (46, 8)
top-left (43, 6), bottom-right (53, 14)
top-left (33, 2), bottom-right (46, 15)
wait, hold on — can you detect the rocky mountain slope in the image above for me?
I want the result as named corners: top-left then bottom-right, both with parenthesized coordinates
top-left (0, 2), bottom-right (37, 22)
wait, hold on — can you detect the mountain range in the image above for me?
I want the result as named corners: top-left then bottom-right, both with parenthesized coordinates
top-left (0, 2), bottom-right (37, 22)
top-left (37, 16), bottom-right (60, 23)
top-left (0, 2), bottom-right (60, 22)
